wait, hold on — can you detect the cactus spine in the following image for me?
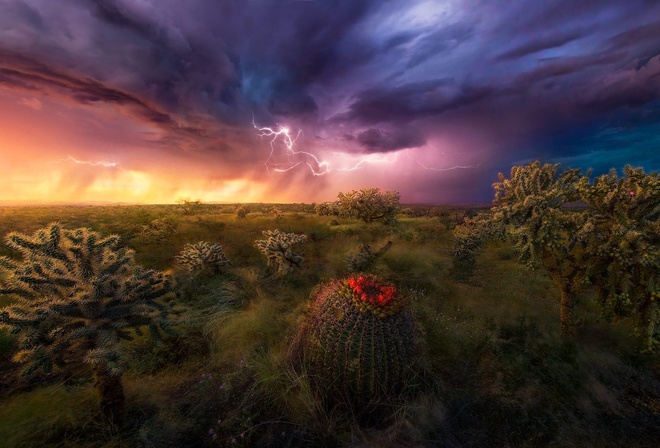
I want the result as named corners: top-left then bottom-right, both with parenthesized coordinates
top-left (0, 223), bottom-right (174, 425)
top-left (291, 274), bottom-right (418, 406)
top-left (254, 229), bottom-right (307, 275)
top-left (176, 241), bottom-right (230, 274)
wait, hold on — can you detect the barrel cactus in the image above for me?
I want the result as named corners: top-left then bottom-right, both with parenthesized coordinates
top-left (290, 274), bottom-right (419, 408)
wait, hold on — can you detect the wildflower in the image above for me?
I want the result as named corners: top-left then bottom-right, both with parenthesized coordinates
top-left (347, 275), bottom-right (397, 307)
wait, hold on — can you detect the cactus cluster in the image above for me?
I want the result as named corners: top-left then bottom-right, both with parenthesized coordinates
top-left (175, 241), bottom-right (230, 274)
top-left (254, 229), bottom-right (307, 275)
top-left (290, 274), bottom-right (418, 406)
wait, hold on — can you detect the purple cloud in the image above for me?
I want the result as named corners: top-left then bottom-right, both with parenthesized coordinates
top-left (0, 0), bottom-right (658, 203)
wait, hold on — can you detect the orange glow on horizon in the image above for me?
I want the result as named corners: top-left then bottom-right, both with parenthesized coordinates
top-left (1, 165), bottom-right (271, 205)
top-left (0, 91), bottom-right (275, 205)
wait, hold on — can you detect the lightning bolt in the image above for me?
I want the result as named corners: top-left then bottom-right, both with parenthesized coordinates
top-left (64, 155), bottom-right (118, 168)
top-left (50, 155), bottom-right (119, 168)
top-left (253, 119), bottom-right (476, 176)
top-left (253, 120), bottom-right (330, 176)
top-left (253, 119), bottom-right (399, 176)
top-left (408, 149), bottom-right (477, 171)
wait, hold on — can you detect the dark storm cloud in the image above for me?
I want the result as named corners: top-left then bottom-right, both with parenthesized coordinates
top-left (578, 56), bottom-right (660, 111)
top-left (0, 0), bottom-right (659, 202)
top-left (336, 79), bottom-right (494, 125)
top-left (0, 49), bottom-right (171, 123)
top-left (354, 127), bottom-right (426, 153)
top-left (403, 22), bottom-right (475, 69)
top-left (513, 50), bottom-right (627, 86)
top-left (495, 29), bottom-right (586, 60)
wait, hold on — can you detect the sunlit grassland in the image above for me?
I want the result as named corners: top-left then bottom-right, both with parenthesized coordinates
top-left (0, 204), bottom-right (658, 447)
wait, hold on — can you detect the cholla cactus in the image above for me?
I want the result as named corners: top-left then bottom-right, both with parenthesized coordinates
top-left (0, 223), bottom-right (174, 425)
top-left (175, 241), bottom-right (230, 275)
top-left (345, 241), bottom-right (392, 273)
top-left (576, 166), bottom-right (660, 350)
top-left (290, 274), bottom-right (418, 408)
top-left (451, 214), bottom-right (504, 278)
top-left (315, 202), bottom-right (339, 216)
top-left (490, 161), bottom-right (590, 335)
top-left (270, 207), bottom-right (283, 220)
top-left (336, 188), bottom-right (400, 223)
top-left (476, 161), bottom-right (658, 348)
top-left (253, 229), bottom-right (307, 275)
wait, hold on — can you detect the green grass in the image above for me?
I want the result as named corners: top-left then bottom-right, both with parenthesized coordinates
top-left (0, 385), bottom-right (98, 448)
top-left (0, 204), bottom-right (658, 447)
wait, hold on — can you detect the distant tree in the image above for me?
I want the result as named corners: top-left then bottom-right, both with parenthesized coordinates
top-left (336, 188), bottom-right (401, 223)
top-left (0, 224), bottom-right (174, 426)
top-left (176, 198), bottom-right (202, 215)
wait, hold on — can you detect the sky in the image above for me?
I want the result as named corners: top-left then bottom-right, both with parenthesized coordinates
top-left (1, 0), bottom-right (659, 204)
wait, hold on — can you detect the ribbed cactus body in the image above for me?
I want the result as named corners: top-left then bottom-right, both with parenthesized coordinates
top-left (294, 275), bottom-right (418, 404)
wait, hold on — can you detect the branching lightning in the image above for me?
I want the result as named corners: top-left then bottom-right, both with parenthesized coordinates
top-left (254, 120), bottom-right (399, 176)
top-left (253, 120), bottom-right (330, 176)
top-left (253, 119), bottom-right (477, 176)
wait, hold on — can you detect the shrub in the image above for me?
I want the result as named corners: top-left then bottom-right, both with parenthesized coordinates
top-left (451, 214), bottom-right (503, 279)
top-left (235, 205), bottom-right (248, 219)
top-left (315, 202), bottom-right (339, 216)
top-left (270, 207), bottom-right (283, 220)
top-left (289, 274), bottom-right (419, 412)
top-left (140, 218), bottom-right (177, 243)
top-left (345, 241), bottom-right (392, 273)
top-left (175, 241), bottom-right (230, 275)
top-left (253, 230), bottom-right (307, 275)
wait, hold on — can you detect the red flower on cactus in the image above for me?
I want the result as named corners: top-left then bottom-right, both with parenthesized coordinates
top-left (347, 275), bottom-right (397, 307)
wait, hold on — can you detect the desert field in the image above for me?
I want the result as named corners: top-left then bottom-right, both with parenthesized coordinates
top-left (0, 203), bottom-right (658, 447)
